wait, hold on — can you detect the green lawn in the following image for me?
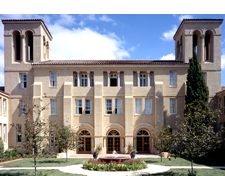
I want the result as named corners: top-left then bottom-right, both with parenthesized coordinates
top-left (142, 157), bottom-right (225, 166)
top-left (144, 169), bottom-right (225, 176)
top-left (0, 169), bottom-right (85, 176)
top-left (0, 158), bottom-right (88, 167)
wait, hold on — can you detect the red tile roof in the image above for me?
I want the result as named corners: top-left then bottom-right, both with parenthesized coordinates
top-left (0, 90), bottom-right (10, 96)
top-left (32, 60), bottom-right (189, 66)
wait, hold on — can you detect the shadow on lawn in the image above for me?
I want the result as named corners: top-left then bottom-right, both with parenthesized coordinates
top-left (141, 171), bottom-right (186, 176)
top-left (31, 160), bottom-right (66, 164)
top-left (0, 173), bottom-right (29, 176)
top-left (184, 157), bottom-right (225, 166)
top-left (144, 160), bottom-right (158, 164)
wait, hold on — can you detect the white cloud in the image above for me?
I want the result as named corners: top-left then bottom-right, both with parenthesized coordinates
top-left (221, 55), bottom-right (225, 70)
top-left (86, 14), bottom-right (96, 21)
top-left (48, 24), bottom-right (130, 60)
top-left (129, 46), bottom-right (135, 52)
top-left (178, 15), bottom-right (194, 21)
top-left (55, 14), bottom-right (76, 26)
top-left (0, 49), bottom-right (4, 86)
top-left (78, 21), bottom-right (85, 27)
top-left (99, 15), bottom-right (114, 22)
top-left (160, 53), bottom-right (175, 60)
top-left (161, 25), bottom-right (177, 41)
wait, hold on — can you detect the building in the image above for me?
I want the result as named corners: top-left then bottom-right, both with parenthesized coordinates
top-left (0, 90), bottom-right (9, 151)
top-left (217, 87), bottom-right (225, 130)
top-left (1, 19), bottom-right (223, 154)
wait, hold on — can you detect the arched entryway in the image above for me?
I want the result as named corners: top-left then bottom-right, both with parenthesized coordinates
top-left (107, 129), bottom-right (120, 153)
top-left (78, 130), bottom-right (91, 154)
top-left (136, 129), bottom-right (150, 153)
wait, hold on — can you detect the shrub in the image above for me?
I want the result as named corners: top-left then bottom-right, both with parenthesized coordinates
top-left (83, 158), bottom-right (147, 171)
top-left (0, 137), bottom-right (4, 156)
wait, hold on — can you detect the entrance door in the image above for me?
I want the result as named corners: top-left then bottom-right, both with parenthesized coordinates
top-left (137, 130), bottom-right (150, 153)
top-left (78, 130), bottom-right (91, 154)
top-left (107, 130), bottom-right (120, 153)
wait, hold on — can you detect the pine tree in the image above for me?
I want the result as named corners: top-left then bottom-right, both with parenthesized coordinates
top-left (185, 52), bottom-right (209, 105)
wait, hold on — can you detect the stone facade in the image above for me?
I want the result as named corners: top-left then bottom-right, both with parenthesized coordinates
top-left (1, 19), bottom-right (223, 154)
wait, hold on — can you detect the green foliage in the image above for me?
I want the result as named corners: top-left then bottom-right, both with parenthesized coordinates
top-left (38, 171), bottom-right (48, 176)
top-left (94, 143), bottom-right (102, 152)
top-left (126, 142), bottom-right (133, 151)
top-left (188, 169), bottom-right (197, 176)
top-left (83, 158), bottom-right (147, 171)
top-left (132, 149), bottom-right (138, 153)
top-left (185, 51), bottom-right (209, 105)
top-left (0, 137), bottom-right (4, 156)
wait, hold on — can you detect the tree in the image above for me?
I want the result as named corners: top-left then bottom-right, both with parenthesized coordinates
top-left (154, 125), bottom-right (173, 161)
top-left (56, 125), bottom-right (82, 162)
top-left (174, 100), bottom-right (223, 175)
top-left (20, 103), bottom-right (55, 176)
top-left (185, 52), bottom-right (209, 105)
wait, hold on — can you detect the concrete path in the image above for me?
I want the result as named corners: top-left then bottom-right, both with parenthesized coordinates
top-left (1, 164), bottom-right (225, 176)
top-left (69, 154), bottom-right (160, 159)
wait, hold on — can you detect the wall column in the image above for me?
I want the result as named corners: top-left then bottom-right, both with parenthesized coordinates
top-left (87, 71), bottom-right (90, 87)
top-left (117, 71), bottom-right (120, 87)
top-left (77, 71), bottom-right (80, 87)
top-left (147, 71), bottom-right (150, 87)
top-left (63, 82), bottom-right (72, 127)
top-left (20, 34), bottom-right (25, 62)
top-left (137, 71), bottom-right (140, 87)
top-left (201, 35), bottom-right (205, 62)
top-left (107, 71), bottom-right (110, 87)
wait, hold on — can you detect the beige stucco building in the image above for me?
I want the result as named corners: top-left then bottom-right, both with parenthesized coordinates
top-left (1, 19), bottom-right (223, 154)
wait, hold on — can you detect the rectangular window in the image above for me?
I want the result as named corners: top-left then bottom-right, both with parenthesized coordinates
top-left (150, 72), bottom-right (154, 87)
top-left (140, 73), bottom-right (146, 87)
top-left (133, 73), bottom-right (137, 87)
top-left (110, 74), bottom-right (117, 86)
top-left (50, 100), bottom-right (57, 115)
top-left (170, 99), bottom-right (176, 114)
top-left (16, 124), bottom-right (22, 143)
top-left (170, 71), bottom-right (176, 86)
top-left (90, 74), bottom-right (94, 87)
top-left (115, 99), bottom-right (122, 115)
top-left (76, 100), bottom-right (82, 114)
top-left (3, 125), bottom-right (6, 143)
top-left (120, 73), bottom-right (124, 87)
top-left (85, 99), bottom-right (92, 114)
top-left (105, 99), bottom-right (112, 114)
top-left (20, 100), bottom-right (26, 116)
top-left (104, 74), bottom-right (107, 87)
top-left (81, 74), bottom-right (87, 87)
top-left (50, 72), bottom-right (57, 87)
top-left (3, 99), bottom-right (6, 116)
top-left (74, 73), bottom-right (77, 87)
top-left (135, 99), bottom-right (142, 114)
top-left (145, 99), bottom-right (152, 114)
top-left (20, 74), bottom-right (27, 88)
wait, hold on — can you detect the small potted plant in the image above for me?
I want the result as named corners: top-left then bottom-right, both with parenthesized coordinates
top-left (127, 142), bottom-right (133, 154)
top-left (130, 149), bottom-right (138, 159)
top-left (95, 143), bottom-right (102, 155)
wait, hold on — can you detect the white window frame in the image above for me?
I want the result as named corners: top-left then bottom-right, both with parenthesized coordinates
top-left (20, 74), bottom-right (27, 88)
top-left (135, 99), bottom-right (142, 114)
top-left (81, 74), bottom-right (87, 87)
top-left (20, 100), bottom-right (26, 116)
top-left (75, 99), bottom-right (82, 115)
top-left (115, 99), bottom-right (122, 115)
top-left (170, 98), bottom-right (176, 114)
top-left (85, 99), bottom-right (92, 115)
top-left (170, 71), bottom-right (177, 86)
top-left (133, 73), bottom-right (137, 87)
top-left (74, 73), bottom-right (78, 87)
top-left (105, 99), bottom-right (112, 114)
top-left (50, 100), bottom-right (57, 115)
top-left (16, 124), bottom-right (22, 143)
top-left (50, 72), bottom-right (57, 87)
top-left (140, 73), bottom-right (146, 87)
top-left (145, 99), bottom-right (152, 114)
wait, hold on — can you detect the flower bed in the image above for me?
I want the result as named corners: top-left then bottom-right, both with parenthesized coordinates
top-left (83, 158), bottom-right (148, 171)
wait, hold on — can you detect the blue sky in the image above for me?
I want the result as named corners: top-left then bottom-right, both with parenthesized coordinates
top-left (0, 14), bottom-right (225, 87)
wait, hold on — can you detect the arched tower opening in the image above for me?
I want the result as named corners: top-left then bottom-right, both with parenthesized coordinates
top-left (13, 31), bottom-right (21, 61)
top-left (25, 31), bottom-right (33, 61)
top-left (205, 30), bottom-right (213, 62)
top-left (193, 30), bottom-right (201, 62)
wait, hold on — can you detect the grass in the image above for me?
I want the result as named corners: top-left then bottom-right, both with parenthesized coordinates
top-left (143, 169), bottom-right (225, 176)
top-left (142, 157), bottom-right (225, 166)
top-left (0, 169), bottom-right (85, 176)
top-left (0, 158), bottom-right (88, 167)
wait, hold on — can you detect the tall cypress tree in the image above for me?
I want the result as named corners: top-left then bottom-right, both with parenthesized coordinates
top-left (185, 52), bottom-right (209, 105)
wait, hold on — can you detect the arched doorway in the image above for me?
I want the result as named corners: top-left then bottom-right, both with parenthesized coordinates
top-left (136, 129), bottom-right (150, 153)
top-left (78, 130), bottom-right (91, 154)
top-left (107, 130), bottom-right (120, 153)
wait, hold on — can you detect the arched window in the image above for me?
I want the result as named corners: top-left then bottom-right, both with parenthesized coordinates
top-left (205, 30), bottom-right (213, 62)
top-left (13, 31), bottom-right (21, 61)
top-left (25, 31), bottom-right (33, 61)
top-left (79, 130), bottom-right (91, 136)
top-left (108, 130), bottom-right (120, 136)
top-left (193, 30), bottom-right (201, 62)
top-left (180, 35), bottom-right (183, 60)
top-left (137, 129), bottom-right (149, 136)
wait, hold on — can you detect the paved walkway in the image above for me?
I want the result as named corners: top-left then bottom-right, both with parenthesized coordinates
top-left (1, 164), bottom-right (225, 176)
top-left (69, 154), bottom-right (160, 158)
